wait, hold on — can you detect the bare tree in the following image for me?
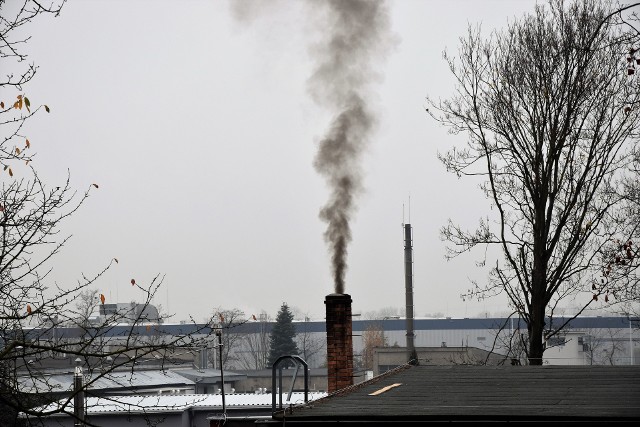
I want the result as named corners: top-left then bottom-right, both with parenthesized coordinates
top-left (485, 315), bottom-right (530, 365)
top-left (236, 311), bottom-right (271, 370)
top-left (209, 307), bottom-right (247, 369)
top-left (1, 0), bottom-right (62, 169)
top-left (428, 0), bottom-right (640, 364)
top-left (601, 144), bottom-right (640, 317)
top-left (4, 274), bottom-right (218, 425)
top-left (583, 327), bottom-right (627, 365)
top-left (362, 306), bottom-right (403, 320)
top-left (361, 322), bottom-right (387, 371)
top-left (567, 2), bottom-right (640, 319)
top-left (73, 289), bottom-right (100, 328)
top-left (295, 316), bottom-right (325, 368)
top-left (0, 2), bottom-right (218, 425)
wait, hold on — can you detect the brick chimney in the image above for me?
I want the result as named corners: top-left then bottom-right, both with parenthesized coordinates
top-left (325, 293), bottom-right (353, 393)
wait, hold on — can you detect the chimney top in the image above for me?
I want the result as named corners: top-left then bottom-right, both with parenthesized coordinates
top-left (325, 293), bottom-right (351, 300)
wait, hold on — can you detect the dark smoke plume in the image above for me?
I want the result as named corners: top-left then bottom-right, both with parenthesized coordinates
top-left (309, 0), bottom-right (394, 294)
top-left (227, 0), bottom-right (395, 294)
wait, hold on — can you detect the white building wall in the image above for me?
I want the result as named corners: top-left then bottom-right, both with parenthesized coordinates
top-left (543, 328), bottom-right (640, 366)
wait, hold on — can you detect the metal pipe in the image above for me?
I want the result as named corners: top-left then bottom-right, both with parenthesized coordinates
top-left (216, 330), bottom-right (226, 414)
top-left (271, 364), bottom-right (277, 410)
top-left (404, 223), bottom-right (417, 363)
top-left (271, 355), bottom-right (309, 413)
top-left (278, 366), bottom-right (283, 407)
top-left (287, 361), bottom-right (300, 402)
top-left (73, 360), bottom-right (84, 426)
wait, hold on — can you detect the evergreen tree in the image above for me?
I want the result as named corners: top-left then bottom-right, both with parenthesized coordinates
top-left (268, 303), bottom-right (299, 367)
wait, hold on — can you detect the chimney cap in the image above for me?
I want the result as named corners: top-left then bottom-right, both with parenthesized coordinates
top-left (325, 293), bottom-right (352, 303)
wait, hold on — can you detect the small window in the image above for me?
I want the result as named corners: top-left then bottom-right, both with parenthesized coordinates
top-left (477, 336), bottom-right (486, 341)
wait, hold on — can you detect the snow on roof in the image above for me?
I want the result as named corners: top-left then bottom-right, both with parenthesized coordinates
top-left (18, 369), bottom-right (194, 394)
top-left (35, 392), bottom-right (327, 416)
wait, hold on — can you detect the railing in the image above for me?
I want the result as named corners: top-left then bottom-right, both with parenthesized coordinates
top-left (271, 355), bottom-right (309, 414)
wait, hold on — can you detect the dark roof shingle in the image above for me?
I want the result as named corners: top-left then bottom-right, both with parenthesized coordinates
top-left (278, 365), bottom-right (640, 423)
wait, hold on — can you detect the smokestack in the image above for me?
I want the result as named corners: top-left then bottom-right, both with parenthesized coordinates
top-left (404, 224), bottom-right (417, 363)
top-left (325, 293), bottom-right (353, 393)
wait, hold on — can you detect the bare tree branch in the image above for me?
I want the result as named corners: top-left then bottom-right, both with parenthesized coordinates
top-left (428, 0), bottom-right (640, 364)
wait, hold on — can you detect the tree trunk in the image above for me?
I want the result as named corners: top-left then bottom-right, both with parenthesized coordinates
top-left (528, 298), bottom-right (546, 365)
top-left (528, 209), bottom-right (548, 366)
top-left (529, 249), bottom-right (547, 365)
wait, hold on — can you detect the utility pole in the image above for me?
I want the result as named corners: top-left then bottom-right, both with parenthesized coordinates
top-left (216, 330), bottom-right (226, 415)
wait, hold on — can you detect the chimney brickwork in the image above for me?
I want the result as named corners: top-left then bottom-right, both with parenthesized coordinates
top-left (325, 293), bottom-right (353, 393)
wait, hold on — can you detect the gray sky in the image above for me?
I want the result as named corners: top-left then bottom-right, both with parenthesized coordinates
top-left (18, 0), bottom-right (542, 322)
